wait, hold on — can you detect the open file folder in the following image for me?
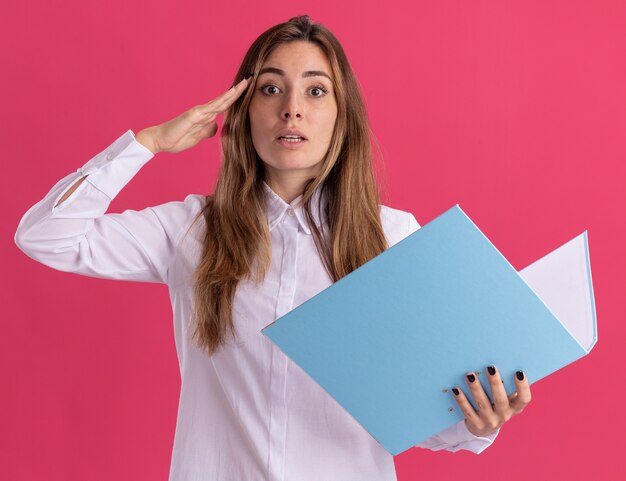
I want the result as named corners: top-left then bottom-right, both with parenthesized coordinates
top-left (261, 205), bottom-right (597, 455)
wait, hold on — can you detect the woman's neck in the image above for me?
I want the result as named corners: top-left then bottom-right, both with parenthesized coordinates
top-left (264, 172), bottom-right (312, 204)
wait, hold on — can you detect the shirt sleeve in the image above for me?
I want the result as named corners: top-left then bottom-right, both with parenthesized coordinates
top-left (14, 129), bottom-right (195, 285)
top-left (414, 419), bottom-right (500, 454)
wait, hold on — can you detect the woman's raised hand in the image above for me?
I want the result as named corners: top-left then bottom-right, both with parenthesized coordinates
top-left (135, 77), bottom-right (251, 154)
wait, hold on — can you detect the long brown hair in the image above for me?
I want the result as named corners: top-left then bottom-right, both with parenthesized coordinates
top-left (189, 15), bottom-right (388, 356)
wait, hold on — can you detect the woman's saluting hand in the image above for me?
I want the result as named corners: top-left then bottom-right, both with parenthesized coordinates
top-left (135, 76), bottom-right (251, 155)
top-left (451, 365), bottom-right (532, 437)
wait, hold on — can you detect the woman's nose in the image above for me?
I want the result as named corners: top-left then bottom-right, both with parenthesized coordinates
top-left (282, 110), bottom-right (301, 120)
top-left (281, 92), bottom-right (302, 120)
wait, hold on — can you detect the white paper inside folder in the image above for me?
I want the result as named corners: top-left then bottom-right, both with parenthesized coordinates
top-left (519, 232), bottom-right (598, 353)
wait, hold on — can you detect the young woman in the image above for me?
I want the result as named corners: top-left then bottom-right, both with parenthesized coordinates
top-left (15, 15), bottom-right (531, 481)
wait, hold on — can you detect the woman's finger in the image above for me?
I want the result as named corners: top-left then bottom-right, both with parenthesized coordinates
top-left (484, 365), bottom-right (510, 414)
top-left (450, 387), bottom-right (482, 426)
top-left (198, 77), bottom-right (251, 116)
top-left (465, 372), bottom-right (495, 415)
top-left (509, 370), bottom-right (532, 414)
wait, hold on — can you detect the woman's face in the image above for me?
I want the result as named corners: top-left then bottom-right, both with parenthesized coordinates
top-left (248, 41), bottom-right (338, 182)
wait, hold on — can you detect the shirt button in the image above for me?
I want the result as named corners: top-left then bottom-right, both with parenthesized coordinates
top-left (287, 208), bottom-right (295, 217)
top-left (106, 152), bottom-right (115, 160)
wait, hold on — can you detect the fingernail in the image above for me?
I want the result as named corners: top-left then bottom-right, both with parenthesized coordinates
top-left (516, 370), bottom-right (525, 381)
top-left (487, 365), bottom-right (496, 376)
top-left (466, 373), bottom-right (476, 383)
top-left (245, 72), bottom-right (253, 80)
top-left (452, 388), bottom-right (460, 396)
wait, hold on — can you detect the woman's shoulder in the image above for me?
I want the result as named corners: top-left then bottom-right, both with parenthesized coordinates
top-left (151, 192), bottom-right (206, 221)
top-left (379, 204), bottom-right (420, 247)
top-left (149, 193), bottom-right (207, 243)
top-left (153, 193), bottom-right (206, 216)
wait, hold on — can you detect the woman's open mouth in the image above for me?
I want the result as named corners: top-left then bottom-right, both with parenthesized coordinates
top-left (276, 136), bottom-right (307, 149)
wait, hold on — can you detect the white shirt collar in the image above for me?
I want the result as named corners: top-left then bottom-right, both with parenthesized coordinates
top-left (262, 181), bottom-right (327, 235)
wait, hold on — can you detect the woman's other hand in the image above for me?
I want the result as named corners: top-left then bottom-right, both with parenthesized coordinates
top-left (135, 76), bottom-right (251, 154)
top-left (451, 365), bottom-right (532, 437)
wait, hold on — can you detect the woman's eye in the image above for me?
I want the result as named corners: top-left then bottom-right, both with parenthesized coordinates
top-left (310, 86), bottom-right (328, 97)
top-left (260, 85), bottom-right (280, 95)
top-left (259, 84), bottom-right (328, 97)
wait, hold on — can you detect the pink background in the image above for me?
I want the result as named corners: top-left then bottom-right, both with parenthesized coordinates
top-left (3, 1), bottom-right (624, 479)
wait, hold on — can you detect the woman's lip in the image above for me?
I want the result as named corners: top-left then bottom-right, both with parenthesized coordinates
top-left (275, 138), bottom-right (308, 150)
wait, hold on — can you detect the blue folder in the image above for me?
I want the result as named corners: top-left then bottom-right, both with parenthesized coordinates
top-left (261, 205), bottom-right (597, 455)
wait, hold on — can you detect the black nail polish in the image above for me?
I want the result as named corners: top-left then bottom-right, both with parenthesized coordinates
top-left (245, 72), bottom-right (253, 80)
top-left (516, 370), bottom-right (525, 381)
top-left (487, 365), bottom-right (496, 376)
top-left (466, 373), bottom-right (476, 383)
top-left (452, 388), bottom-right (460, 396)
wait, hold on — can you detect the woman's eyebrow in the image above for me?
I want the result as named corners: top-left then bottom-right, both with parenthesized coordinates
top-left (258, 67), bottom-right (332, 80)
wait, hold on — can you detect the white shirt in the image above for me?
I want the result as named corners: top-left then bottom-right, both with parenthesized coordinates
top-left (15, 129), bottom-right (498, 481)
